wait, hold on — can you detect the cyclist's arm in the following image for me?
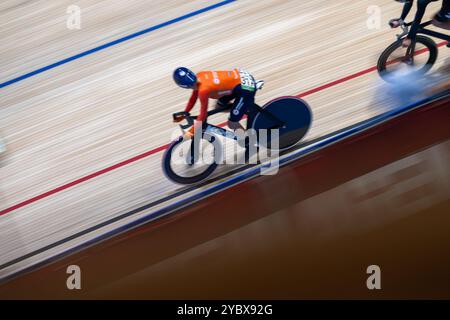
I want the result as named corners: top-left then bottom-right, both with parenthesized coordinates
top-left (183, 90), bottom-right (208, 139)
top-left (197, 90), bottom-right (210, 122)
top-left (400, 0), bottom-right (414, 20)
top-left (184, 90), bottom-right (199, 113)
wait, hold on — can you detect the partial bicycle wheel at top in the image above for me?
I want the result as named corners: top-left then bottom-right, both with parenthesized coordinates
top-left (251, 97), bottom-right (312, 151)
top-left (377, 36), bottom-right (438, 82)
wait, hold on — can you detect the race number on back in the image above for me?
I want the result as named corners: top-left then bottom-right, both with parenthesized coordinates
top-left (239, 69), bottom-right (256, 92)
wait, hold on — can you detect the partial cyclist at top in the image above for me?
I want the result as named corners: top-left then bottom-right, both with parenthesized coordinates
top-left (390, 0), bottom-right (450, 47)
top-left (377, 0), bottom-right (450, 81)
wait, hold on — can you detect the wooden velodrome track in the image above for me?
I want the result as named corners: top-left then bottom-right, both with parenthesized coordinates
top-left (0, 0), bottom-right (449, 280)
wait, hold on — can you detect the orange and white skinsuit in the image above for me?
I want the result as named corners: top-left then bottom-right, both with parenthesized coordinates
top-left (183, 69), bottom-right (257, 137)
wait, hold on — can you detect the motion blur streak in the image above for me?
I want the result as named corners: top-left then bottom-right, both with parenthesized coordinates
top-left (1, 41), bottom-right (447, 217)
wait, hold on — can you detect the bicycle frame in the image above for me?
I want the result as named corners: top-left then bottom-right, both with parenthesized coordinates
top-left (393, 20), bottom-right (449, 64)
top-left (176, 103), bottom-right (285, 142)
top-left (418, 21), bottom-right (450, 42)
top-left (204, 123), bottom-right (239, 141)
top-left (397, 20), bottom-right (450, 42)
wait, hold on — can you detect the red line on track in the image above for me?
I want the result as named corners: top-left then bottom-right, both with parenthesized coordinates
top-left (297, 66), bottom-right (378, 98)
top-left (1, 41), bottom-right (447, 216)
top-left (0, 144), bottom-right (169, 215)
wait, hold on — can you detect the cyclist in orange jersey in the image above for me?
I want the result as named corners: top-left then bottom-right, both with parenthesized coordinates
top-left (173, 67), bottom-right (260, 139)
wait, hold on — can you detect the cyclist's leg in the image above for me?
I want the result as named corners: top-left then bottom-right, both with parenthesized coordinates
top-left (229, 85), bottom-right (258, 160)
top-left (433, 0), bottom-right (450, 28)
top-left (246, 108), bottom-right (258, 131)
top-left (229, 85), bottom-right (256, 125)
top-left (409, 0), bottom-right (438, 39)
top-left (216, 94), bottom-right (235, 110)
top-left (228, 85), bottom-right (257, 151)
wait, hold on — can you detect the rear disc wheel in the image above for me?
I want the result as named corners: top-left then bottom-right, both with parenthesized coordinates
top-left (251, 97), bottom-right (312, 151)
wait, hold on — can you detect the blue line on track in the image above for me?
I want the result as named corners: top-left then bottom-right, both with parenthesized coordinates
top-left (0, 0), bottom-right (237, 89)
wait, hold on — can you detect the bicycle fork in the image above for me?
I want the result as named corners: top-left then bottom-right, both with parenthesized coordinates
top-left (404, 41), bottom-right (417, 65)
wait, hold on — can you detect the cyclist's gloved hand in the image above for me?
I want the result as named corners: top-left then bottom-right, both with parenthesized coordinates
top-left (173, 115), bottom-right (185, 123)
top-left (389, 18), bottom-right (403, 28)
top-left (173, 113), bottom-right (187, 123)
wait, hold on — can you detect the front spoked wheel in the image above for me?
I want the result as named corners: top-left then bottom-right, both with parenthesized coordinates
top-left (377, 35), bottom-right (438, 81)
top-left (251, 97), bottom-right (312, 151)
top-left (162, 135), bottom-right (221, 184)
